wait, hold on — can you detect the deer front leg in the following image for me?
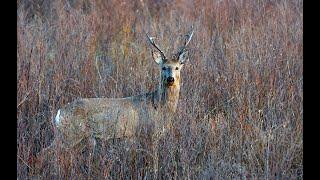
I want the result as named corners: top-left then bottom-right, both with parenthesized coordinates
top-left (152, 138), bottom-right (159, 179)
top-left (152, 127), bottom-right (165, 179)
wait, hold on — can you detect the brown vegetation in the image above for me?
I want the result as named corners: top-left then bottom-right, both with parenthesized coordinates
top-left (17, 0), bottom-right (303, 179)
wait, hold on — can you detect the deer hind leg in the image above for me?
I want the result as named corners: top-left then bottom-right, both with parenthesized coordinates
top-left (66, 136), bottom-right (100, 178)
top-left (39, 135), bottom-right (85, 177)
top-left (86, 137), bottom-right (99, 178)
top-left (47, 136), bottom-right (89, 178)
top-left (32, 137), bottom-right (73, 178)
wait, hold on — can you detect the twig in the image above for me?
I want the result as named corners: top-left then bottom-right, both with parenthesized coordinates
top-left (203, 96), bottom-right (235, 119)
top-left (17, 91), bottom-right (31, 108)
top-left (17, 155), bottom-right (33, 170)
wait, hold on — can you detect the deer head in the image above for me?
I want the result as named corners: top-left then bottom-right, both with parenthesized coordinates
top-left (146, 29), bottom-right (194, 87)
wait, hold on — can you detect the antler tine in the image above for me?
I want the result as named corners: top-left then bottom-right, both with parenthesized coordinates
top-left (176, 28), bottom-right (194, 58)
top-left (184, 29), bottom-right (194, 47)
top-left (146, 33), bottom-right (166, 59)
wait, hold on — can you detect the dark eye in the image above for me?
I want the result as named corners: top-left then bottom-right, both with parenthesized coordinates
top-left (162, 67), bottom-right (166, 70)
top-left (175, 67), bottom-right (179, 70)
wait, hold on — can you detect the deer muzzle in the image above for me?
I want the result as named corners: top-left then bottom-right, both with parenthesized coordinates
top-left (167, 77), bottom-right (175, 86)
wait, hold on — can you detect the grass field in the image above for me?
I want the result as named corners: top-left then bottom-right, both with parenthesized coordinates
top-left (17, 0), bottom-right (303, 179)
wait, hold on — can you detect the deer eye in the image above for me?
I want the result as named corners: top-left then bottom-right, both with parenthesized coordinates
top-left (175, 67), bottom-right (179, 70)
top-left (162, 67), bottom-right (166, 70)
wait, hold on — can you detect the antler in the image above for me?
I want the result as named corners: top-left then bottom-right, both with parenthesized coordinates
top-left (184, 28), bottom-right (194, 47)
top-left (177, 27), bottom-right (194, 58)
top-left (146, 33), bottom-right (166, 60)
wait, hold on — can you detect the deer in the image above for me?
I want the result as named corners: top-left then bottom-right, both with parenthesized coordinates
top-left (36, 29), bottom-right (194, 177)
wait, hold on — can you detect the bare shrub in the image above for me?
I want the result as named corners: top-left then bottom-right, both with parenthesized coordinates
top-left (17, 0), bottom-right (303, 179)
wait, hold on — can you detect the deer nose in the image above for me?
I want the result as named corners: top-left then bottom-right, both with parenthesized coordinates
top-left (167, 77), bottom-right (174, 83)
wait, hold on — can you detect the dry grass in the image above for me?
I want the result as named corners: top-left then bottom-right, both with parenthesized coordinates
top-left (17, 0), bottom-right (303, 179)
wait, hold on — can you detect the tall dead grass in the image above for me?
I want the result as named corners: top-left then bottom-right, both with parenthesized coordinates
top-left (17, 0), bottom-right (303, 179)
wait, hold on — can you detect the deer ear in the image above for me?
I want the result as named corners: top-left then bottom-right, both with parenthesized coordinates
top-left (152, 50), bottom-right (163, 64)
top-left (178, 50), bottom-right (188, 64)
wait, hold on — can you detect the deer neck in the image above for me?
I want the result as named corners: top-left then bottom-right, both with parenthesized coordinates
top-left (156, 82), bottom-right (181, 113)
